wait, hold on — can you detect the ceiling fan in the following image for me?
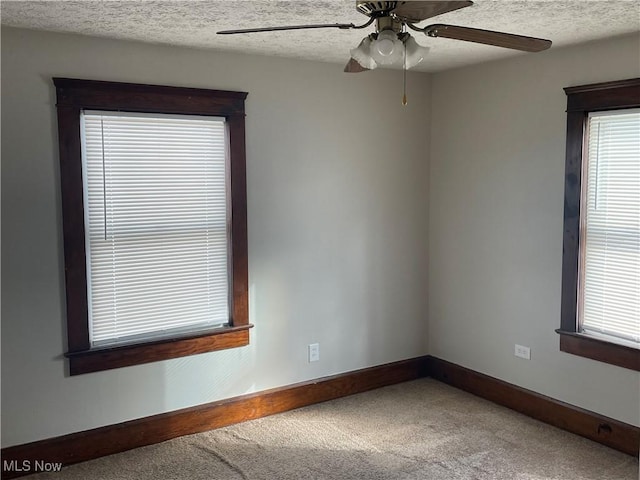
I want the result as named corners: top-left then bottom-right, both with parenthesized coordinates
top-left (218, 1), bottom-right (552, 72)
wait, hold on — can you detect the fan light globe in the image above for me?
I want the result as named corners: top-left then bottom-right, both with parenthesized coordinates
top-left (404, 35), bottom-right (430, 69)
top-left (376, 37), bottom-right (395, 56)
top-left (350, 37), bottom-right (377, 70)
top-left (371, 30), bottom-right (403, 66)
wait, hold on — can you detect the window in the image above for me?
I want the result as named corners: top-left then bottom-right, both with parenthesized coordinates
top-left (559, 78), bottom-right (640, 371)
top-left (580, 110), bottom-right (639, 343)
top-left (54, 79), bottom-right (251, 375)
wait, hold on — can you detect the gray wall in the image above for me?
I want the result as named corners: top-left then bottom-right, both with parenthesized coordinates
top-left (1, 27), bottom-right (431, 447)
top-left (429, 33), bottom-right (640, 426)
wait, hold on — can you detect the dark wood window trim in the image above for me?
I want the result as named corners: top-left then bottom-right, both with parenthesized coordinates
top-left (559, 78), bottom-right (640, 371)
top-left (54, 78), bottom-right (252, 375)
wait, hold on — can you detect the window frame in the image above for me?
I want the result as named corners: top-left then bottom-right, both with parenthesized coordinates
top-left (558, 77), bottom-right (640, 371)
top-left (54, 78), bottom-right (252, 375)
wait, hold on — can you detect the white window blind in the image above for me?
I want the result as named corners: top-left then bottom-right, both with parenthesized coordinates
top-left (81, 110), bottom-right (230, 347)
top-left (580, 109), bottom-right (640, 344)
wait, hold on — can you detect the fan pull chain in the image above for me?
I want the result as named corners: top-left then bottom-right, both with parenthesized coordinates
top-left (402, 45), bottom-right (407, 106)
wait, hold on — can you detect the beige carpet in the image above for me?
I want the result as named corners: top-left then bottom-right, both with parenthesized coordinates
top-left (27, 379), bottom-right (638, 479)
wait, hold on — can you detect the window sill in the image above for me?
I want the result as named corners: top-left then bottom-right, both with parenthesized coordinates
top-left (556, 330), bottom-right (639, 371)
top-left (66, 324), bottom-right (253, 376)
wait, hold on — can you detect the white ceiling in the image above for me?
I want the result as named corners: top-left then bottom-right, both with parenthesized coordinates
top-left (1, 1), bottom-right (639, 72)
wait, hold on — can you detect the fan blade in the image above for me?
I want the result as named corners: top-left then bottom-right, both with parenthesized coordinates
top-left (217, 23), bottom-right (355, 35)
top-left (344, 58), bottom-right (370, 73)
top-left (425, 24), bottom-right (551, 52)
top-left (392, 1), bottom-right (473, 23)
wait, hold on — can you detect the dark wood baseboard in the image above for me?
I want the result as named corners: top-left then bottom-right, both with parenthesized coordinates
top-left (1, 356), bottom-right (428, 479)
top-left (426, 356), bottom-right (640, 457)
top-left (3, 355), bottom-right (637, 479)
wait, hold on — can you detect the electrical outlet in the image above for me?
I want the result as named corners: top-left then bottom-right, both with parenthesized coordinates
top-left (308, 343), bottom-right (320, 362)
top-left (514, 344), bottom-right (531, 360)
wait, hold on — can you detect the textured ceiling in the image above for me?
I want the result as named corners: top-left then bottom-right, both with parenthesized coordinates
top-left (1, 1), bottom-right (639, 72)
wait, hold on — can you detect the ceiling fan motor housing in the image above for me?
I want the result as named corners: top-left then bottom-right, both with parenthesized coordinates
top-left (376, 16), bottom-right (403, 34)
top-left (356, 1), bottom-right (399, 17)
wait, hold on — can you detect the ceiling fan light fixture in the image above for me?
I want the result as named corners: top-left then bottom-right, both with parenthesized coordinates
top-left (350, 37), bottom-right (378, 70)
top-left (218, 1), bottom-right (552, 74)
top-left (404, 35), bottom-right (430, 69)
top-left (370, 30), bottom-right (404, 66)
